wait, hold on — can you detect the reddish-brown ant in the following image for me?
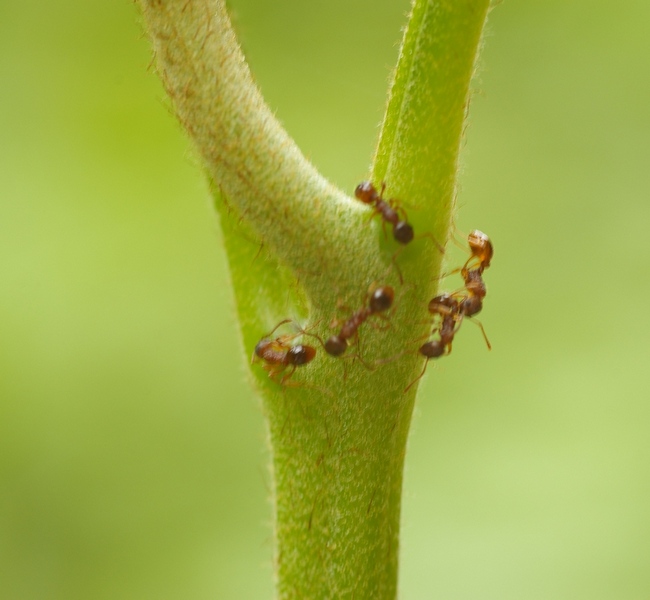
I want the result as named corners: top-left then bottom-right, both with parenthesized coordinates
top-left (453, 231), bottom-right (491, 322)
top-left (355, 182), bottom-right (414, 245)
top-left (252, 320), bottom-right (317, 385)
top-left (404, 231), bottom-right (494, 392)
top-left (356, 181), bottom-right (447, 284)
top-left (444, 230), bottom-right (492, 326)
top-left (324, 285), bottom-right (395, 357)
top-left (423, 294), bottom-right (462, 354)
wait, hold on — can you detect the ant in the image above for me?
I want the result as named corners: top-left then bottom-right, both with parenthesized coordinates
top-left (452, 230), bottom-right (491, 321)
top-left (421, 297), bottom-right (460, 358)
top-left (354, 182), bottom-right (414, 245)
top-left (252, 319), bottom-right (317, 385)
top-left (324, 285), bottom-right (395, 357)
top-left (404, 231), bottom-right (494, 392)
top-left (444, 229), bottom-right (493, 323)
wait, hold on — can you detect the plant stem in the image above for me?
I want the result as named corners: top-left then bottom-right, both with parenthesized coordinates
top-left (138, 0), bottom-right (491, 597)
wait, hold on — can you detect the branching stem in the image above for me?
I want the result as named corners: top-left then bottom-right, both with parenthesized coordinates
top-left (138, 0), bottom-right (491, 597)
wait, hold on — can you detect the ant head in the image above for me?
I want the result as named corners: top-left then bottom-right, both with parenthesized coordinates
top-left (419, 339), bottom-right (445, 359)
top-left (254, 339), bottom-right (271, 359)
top-left (288, 344), bottom-right (316, 366)
top-left (468, 229), bottom-right (493, 266)
top-left (393, 221), bottom-right (414, 244)
top-left (325, 335), bottom-right (347, 356)
top-left (354, 181), bottom-right (377, 204)
top-left (369, 286), bottom-right (394, 313)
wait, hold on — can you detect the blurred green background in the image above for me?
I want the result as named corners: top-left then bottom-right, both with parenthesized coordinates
top-left (2, 1), bottom-right (649, 598)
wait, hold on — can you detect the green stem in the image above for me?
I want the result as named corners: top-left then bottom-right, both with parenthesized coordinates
top-left (138, 0), bottom-right (490, 597)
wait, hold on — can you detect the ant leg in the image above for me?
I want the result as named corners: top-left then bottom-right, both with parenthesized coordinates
top-left (469, 317), bottom-right (492, 350)
top-left (251, 241), bottom-right (265, 265)
top-left (390, 234), bottom-right (446, 286)
top-left (388, 246), bottom-right (406, 285)
top-left (344, 350), bottom-right (377, 372)
top-left (344, 331), bottom-right (376, 372)
top-left (404, 359), bottom-right (429, 393)
top-left (372, 348), bottom-right (410, 368)
top-left (283, 318), bottom-right (325, 347)
top-left (392, 199), bottom-right (407, 220)
top-left (330, 354), bottom-right (351, 381)
top-left (260, 318), bottom-right (294, 340)
top-left (260, 319), bottom-right (319, 346)
top-left (451, 227), bottom-right (469, 250)
top-left (301, 317), bottom-right (324, 333)
top-left (415, 232), bottom-right (445, 255)
top-left (451, 233), bottom-right (468, 251)
top-left (266, 364), bottom-right (287, 382)
top-left (440, 266), bottom-right (462, 279)
top-left (276, 366), bottom-right (334, 399)
top-left (369, 313), bottom-right (393, 332)
top-left (380, 218), bottom-right (390, 242)
top-left (279, 365), bottom-right (297, 386)
top-left (300, 330), bottom-right (329, 355)
top-left (461, 255), bottom-right (483, 274)
top-left (280, 410), bottom-right (293, 439)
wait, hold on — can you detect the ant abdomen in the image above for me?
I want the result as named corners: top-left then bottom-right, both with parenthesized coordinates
top-left (369, 286), bottom-right (394, 313)
top-left (288, 344), bottom-right (316, 366)
top-left (393, 221), bottom-right (414, 244)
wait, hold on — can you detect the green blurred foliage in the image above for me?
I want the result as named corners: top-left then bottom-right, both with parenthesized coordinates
top-left (1, 1), bottom-right (649, 598)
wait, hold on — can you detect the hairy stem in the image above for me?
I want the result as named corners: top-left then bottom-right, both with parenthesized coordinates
top-left (138, 0), bottom-right (490, 597)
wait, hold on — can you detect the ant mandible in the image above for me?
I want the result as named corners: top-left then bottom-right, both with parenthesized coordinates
top-left (354, 182), bottom-right (414, 245)
top-left (253, 319), bottom-right (317, 385)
